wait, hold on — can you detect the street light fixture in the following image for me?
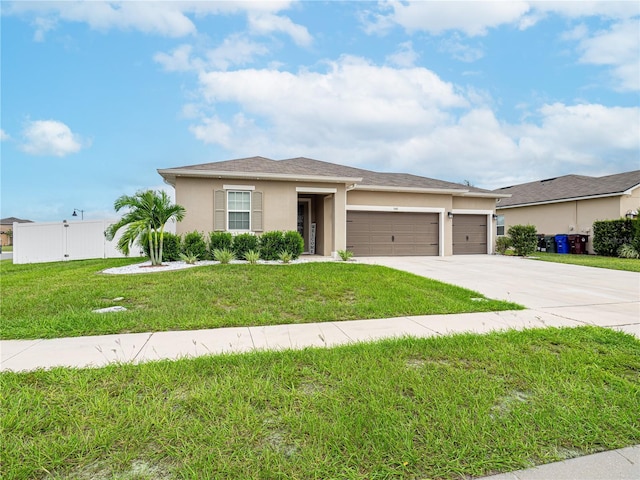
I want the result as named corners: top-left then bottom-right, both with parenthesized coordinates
top-left (72, 209), bottom-right (84, 220)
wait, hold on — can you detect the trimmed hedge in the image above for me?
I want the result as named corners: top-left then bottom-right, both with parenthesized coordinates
top-left (183, 231), bottom-right (209, 260)
top-left (209, 232), bottom-right (233, 257)
top-left (283, 230), bottom-right (304, 259)
top-left (593, 219), bottom-right (635, 257)
top-left (507, 224), bottom-right (537, 256)
top-left (232, 233), bottom-right (259, 259)
top-left (259, 231), bottom-right (285, 260)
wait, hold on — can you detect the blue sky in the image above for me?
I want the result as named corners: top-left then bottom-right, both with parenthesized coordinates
top-left (2, 1), bottom-right (639, 222)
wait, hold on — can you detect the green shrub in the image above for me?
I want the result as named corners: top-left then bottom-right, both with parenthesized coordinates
top-left (337, 249), bottom-right (354, 261)
top-left (507, 224), bottom-right (537, 256)
top-left (209, 232), bottom-right (233, 257)
top-left (259, 231), bottom-right (285, 261)
top-left (495, 236), bottom-right (512, 255)
top-left (283, 230), bottom-right (304, 259)
top-left (213, 248), bottom-right (235, 264)
top-left (139, 232), bottom-right (182, 261)
top-left (244, 249), bottom-right (261, 265)
top-left (232, 233), bottom-right (259, 259)
top-left (593, 219), bottom-right (635, 257)
top-left (183, 231), bottom-right (208, 260)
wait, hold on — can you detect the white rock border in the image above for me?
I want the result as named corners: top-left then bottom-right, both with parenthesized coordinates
top-left (101, 257), bottom-right (338, 275)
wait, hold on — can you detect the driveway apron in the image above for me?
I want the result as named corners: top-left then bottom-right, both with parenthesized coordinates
top-left (356, 255), bottom-right (640, 337)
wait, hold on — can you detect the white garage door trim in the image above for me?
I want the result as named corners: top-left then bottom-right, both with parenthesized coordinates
top-left (452, 209), bottom-right (493, 254)
top-left (347, 205), bottom-right (445, 256)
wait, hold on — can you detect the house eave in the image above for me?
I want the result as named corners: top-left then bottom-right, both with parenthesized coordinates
top-left (460, 192), bottom-right (512, 199)
top-left (496, 191), bottom-right (631, 209)
top-left (158, 168), bottom-right (362, 186)
top-left (352, 185), bottom-right (468, 195)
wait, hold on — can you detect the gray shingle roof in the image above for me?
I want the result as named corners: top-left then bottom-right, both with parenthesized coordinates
top-left (0, 217), bottom-right (33, 225)
top-left (160, 156), bottom-right (496, 194)
top-left (494, 170), bottom-right (640, 208)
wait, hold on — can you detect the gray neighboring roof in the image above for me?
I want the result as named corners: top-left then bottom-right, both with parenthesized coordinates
top-left (158, 156), bottom-right (501, 196)
top-left (494, 170), bottom-right (640, 208)
top-left (0, 217), bottom-right (33, 225)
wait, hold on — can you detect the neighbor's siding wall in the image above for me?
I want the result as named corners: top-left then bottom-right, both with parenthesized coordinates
top-left (620, 185), bottom-right (640, 216)
top-left (13, 219), bottom-right (144, 264)
top-left (498, 196), bottom-right (625, 254)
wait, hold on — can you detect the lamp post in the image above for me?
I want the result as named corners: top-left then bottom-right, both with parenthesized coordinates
top-left (72, 209), bottom-right (84, 220)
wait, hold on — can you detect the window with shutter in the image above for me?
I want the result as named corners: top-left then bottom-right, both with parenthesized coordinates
top-left (252, 191), bottom-right (263, 232)
top-left (214, 190), bottom-right (226, 231)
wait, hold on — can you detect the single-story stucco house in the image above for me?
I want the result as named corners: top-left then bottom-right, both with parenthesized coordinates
top-left (158, 156), bottom-right (510, 257)
top-left (493, 170), bottom-right (640, 253)
top-left (0, 217), bottom-right (32, 246)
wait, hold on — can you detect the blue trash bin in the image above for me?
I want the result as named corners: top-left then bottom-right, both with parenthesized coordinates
top-left (555, 234), bottom-right (569, 254)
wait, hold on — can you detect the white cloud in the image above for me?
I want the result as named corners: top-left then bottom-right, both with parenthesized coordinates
top-left (248, 12), bottom-right (312, 47)
top-left (365, 1), bottom-right (531, 36)
top-left (0, 129), bottom-right (10, 141)
top-left (574, 20), bottom-right (640, 91)
top-left (20, 120), bottom-right (87, 157)
top-left (386, 41), bottom-right (419, 67)
top-left (206, 34), bottom-right (270, 70)
top-left (364, 1), bottom-right (638, 36)
top-left (7, 1), bottom-right (301, 39)
top-left (182, 57), bottom-right (638, 188)
top-left (438, 34), bottom-right (484, 62)
top-left (154, 44), bottom-right (200, 72)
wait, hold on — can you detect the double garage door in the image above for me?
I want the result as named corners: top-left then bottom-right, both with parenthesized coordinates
top-left (346, 211), bottom-right (439, 256)
top-left (346, 211), bottom-right (488, 256)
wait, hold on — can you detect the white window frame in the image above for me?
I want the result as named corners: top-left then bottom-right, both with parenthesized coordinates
top-left (227, 190), bottom-right (252, 232)
top-left (496, 214), bottom-right (505, 236)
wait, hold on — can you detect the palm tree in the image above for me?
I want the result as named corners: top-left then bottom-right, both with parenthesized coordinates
top-left (105, 190), bottom-right (186, 265)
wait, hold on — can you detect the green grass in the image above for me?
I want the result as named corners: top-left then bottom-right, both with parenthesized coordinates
top-left (528, 252), bottom-right (640, 272)
top-left (2, 327), bottom-right (638, 480)
top-left (0, 258), bottom-right (521, 340)
top-left (1, 245), bottom-right (13, 252)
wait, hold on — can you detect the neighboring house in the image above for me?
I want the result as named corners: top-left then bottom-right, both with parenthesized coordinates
top-left (158, 156), bottom-right (509, 257)
top-left (0, 217), bottom-right (33, 246)
top-left (493, 170), bottom-right (640, 253)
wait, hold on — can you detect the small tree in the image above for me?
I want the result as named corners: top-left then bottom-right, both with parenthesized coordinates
top-left (507, 224), bottom-right (537, 256)
top-left (105, 190), bottom-right (186, 266)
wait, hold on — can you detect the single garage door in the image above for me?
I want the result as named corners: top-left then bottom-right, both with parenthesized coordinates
top-left (346, 211), bottom-right (439, 256)
top-left (453, 214), bottom-right (487, 254)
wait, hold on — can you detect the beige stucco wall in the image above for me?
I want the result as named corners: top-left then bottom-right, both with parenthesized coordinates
top-left (498, 194), bottom-right (634, 253)
top-left (174, 176), bottom-right (346, 256)
top-left (174, 178), bottom-right (502, 257)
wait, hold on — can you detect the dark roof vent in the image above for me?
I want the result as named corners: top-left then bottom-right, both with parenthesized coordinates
top-left (540, 177), bottom-right (557, 183)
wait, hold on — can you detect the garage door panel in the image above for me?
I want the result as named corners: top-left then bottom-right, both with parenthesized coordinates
top-left (453, 214), bottom-right (487, 255)
top-left (347, 211), bottom-right (439, 256)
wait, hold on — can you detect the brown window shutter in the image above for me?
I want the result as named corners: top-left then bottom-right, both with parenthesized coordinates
top-left (252, 191), bottom-right (263, 232)
top-left (214, 190), bottom-right (226, 231)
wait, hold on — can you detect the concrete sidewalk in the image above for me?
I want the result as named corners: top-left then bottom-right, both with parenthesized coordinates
top-left (480, 444), bottom-right (639, 480)
top-left (1, 308), bottom-right (599, 371)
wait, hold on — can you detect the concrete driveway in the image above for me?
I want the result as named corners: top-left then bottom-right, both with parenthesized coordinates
top-left (356, 255), bottom-right (640, 337)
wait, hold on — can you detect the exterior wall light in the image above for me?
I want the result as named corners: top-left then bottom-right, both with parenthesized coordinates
top-left (447, 212), bottom-right (454, 219)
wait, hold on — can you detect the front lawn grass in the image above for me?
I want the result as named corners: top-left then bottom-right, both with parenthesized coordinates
top-left (528, 252), bottom-right (640, 272)
top-left (0, 258), bottom-right (521, 340)
top-left (2, 327), bottom-right (638, 480)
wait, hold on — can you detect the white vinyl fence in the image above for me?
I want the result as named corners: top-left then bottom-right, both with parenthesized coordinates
top-left (13, 219), bottom-right (145, 264)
